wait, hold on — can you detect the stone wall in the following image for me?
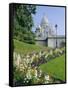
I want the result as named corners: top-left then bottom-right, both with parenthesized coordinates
top-left (35, 39), bottom-right (48, 46)
top-left (35, 37), bottom-right (65, 48)
top-left (48, 37), bottom-right (65, 48)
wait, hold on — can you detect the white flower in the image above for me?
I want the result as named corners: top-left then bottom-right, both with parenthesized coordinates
top-left (19, 64), bottom-right (25, 71)
top-left (24, 77), bottom-right (27, 81)
top-left (26, 57), bottom-right (30, 64)
top-left (16, 54), bottom-right (21, 67)
top-left (31, 56), bottom-right (34, 62)
top-left (23, 81), bottom-right (25, 83)
top-left (45, 75), bottom-right (50, 81)
top-left (26, 80), bottom-right (29, 83)
top-left (34, 69), bottom-right (37, 78)
top-left (45, 81), bottom-right (49, 84)
top-left (59, 50), bottom-right (63, 54)
top-left (45, 54), bottom-right (48, 59)
top-left (39, 70), bottom-right (42, 77)
top-left (39, 51), bottom-right (42, 57)
top-left (13, 52), bottom-right (16, 60)
top-left (26, 54), bottom-right (30, 58)
top-left (50, 50), bottom-right (53, 55)
top-left (23, 58), bottom-right (26, 61)
top-left (26, 69), bottom-right (32, 79)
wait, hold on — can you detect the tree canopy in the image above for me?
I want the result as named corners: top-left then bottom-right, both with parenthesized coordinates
top-left (13, 4), bottom-right (36, 44)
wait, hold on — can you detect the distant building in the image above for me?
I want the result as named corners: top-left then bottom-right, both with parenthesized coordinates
top-left (35, 15), bottom-right (65, 48)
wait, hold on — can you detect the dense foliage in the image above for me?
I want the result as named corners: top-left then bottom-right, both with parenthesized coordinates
top-left (13, 4), bottom-right (36, 44)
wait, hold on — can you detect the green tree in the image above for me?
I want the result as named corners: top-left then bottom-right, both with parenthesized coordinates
top-left (13, 4), bottom-right (36, 44)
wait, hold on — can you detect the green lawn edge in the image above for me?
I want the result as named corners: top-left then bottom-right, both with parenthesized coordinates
top-left (39, 54), bottom-right (65, 81)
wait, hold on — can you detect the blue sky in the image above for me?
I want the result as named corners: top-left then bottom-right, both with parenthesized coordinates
top-left (32, 5), bottom-right (65, 35)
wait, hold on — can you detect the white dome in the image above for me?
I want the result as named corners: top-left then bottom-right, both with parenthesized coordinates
top-left (43, 16), bottom-right (49, 24)
top-left (41, 15), bottom-right (49, 28)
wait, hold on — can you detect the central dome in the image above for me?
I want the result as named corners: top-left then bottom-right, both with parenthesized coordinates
top-left (40, 15), bottom-right (49, 29)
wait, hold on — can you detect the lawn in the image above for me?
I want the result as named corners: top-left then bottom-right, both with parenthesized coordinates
top-left (13, 39), bottom-right (66, 81)
top-left (13, 39), bottom-right (48, 54)
top-left (39, 54), bottom-right (65, 81)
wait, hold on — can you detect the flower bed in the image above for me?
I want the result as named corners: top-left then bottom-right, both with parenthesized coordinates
top-left (13, 47), bottom-right (65, 86)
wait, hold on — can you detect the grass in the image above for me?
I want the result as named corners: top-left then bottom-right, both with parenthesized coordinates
top-left (13, 39), bottom-right (48, 54)
top-left (39, 54), bottom-right (65, 81)
top-left (14, 39), bottom-right (65, 81)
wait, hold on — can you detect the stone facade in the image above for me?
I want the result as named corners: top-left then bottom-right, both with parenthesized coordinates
top-left (35, 15), bottom-right (65, 48)
top-left (48, 36), bottom-right (65, 48)
top-left (36, 39), bottom-right (48, 46)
